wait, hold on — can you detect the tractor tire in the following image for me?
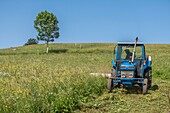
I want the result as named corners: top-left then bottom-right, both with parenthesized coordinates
top-left (107, 78), bottom-right (114, 92)
top-left (145, 67), bottom-right (152, 89)
top-left (148, 68), bottom-right (152, 89)
top-left (143, 78), bottom-right (148, 95)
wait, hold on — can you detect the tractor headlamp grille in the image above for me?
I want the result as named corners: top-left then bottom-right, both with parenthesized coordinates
top-left (120, 66), bottom-right (134, 68)
top-left (121, 71), bottom-right (134, 78)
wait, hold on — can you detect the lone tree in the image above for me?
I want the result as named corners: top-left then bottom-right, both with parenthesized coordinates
top-left (24, 38), bottom-right (38, 46)
top-left (34, 11), bottom-right (59, 53)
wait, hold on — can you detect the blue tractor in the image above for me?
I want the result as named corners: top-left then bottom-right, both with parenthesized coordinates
top-left (108, 37), bottom-right (152, 94)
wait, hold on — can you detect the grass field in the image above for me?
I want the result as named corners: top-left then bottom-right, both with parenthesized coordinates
top-left (0, 43), bottom-right (169, 113)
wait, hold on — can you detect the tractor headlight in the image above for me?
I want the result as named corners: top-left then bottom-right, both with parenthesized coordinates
top-left (121, 71), bottom-right (134, 78)
top-left (122, 73), bottom-right (125, 78)
top-left (129, 74), bottom-right (133, 78)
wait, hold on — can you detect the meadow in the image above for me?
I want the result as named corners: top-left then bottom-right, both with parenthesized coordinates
top-left (0, 43), bottom-right (169, 113)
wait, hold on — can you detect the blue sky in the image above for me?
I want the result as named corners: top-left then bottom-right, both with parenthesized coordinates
top-left (0, 0), bottom-right (170, 48)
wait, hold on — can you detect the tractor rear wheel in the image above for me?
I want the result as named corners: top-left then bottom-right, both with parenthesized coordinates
top-left (107, 78), bottom-right (114, 92)
top-left (148, 68), bottom-right (152, 89)
top-left (145, 67), bottom-right (152, 89)
top-left (143, 78), bottom-right (148, 94)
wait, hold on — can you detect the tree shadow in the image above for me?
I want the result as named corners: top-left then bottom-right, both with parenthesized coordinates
top-left (0, 52), bottom-right (36, 55)
top-left (0, 49), bottom-right (68, 55)
top-left (49, 49), bottom-right (68, 53)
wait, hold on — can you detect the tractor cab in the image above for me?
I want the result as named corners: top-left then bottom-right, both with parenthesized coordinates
top-left (113, 42), bottom-right (146, 78)
top-left (108, 38), bottom-right (152, 94)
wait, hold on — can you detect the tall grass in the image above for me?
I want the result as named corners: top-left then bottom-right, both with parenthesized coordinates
top-left (0, 46), bottom-right (109, 112)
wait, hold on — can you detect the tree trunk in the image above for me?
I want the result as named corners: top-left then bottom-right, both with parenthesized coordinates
top-left (46, 41), bottom-right (49, 53)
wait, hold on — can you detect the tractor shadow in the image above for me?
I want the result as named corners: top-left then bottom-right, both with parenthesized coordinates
top-left (49, 49), bottom-right (68, 53)
top-left (150, 85), bottom-right (159, 91)
top-left (117, 85), bottom-right (159, 94)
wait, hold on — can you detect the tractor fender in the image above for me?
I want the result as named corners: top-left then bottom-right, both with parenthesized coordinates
top-left (147, 56), bottom-right (152, 67)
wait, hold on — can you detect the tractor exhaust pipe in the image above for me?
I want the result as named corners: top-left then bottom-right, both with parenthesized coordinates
top-left (131, 37), bottom-right (138, 63)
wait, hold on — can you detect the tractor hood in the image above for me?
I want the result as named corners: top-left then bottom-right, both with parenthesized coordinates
top-left (120, 62), bottom-right (135, 71)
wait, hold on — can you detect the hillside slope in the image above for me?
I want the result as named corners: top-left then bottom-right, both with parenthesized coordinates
top-left (0, 43), bottom-right (169, 112)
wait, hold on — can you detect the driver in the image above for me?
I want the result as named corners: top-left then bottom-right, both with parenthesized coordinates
top-left (125, 49), bottom-right (132, 60)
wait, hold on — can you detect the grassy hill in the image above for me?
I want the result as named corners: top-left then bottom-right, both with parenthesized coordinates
top-left (0, 43), bottom-right (169, 112)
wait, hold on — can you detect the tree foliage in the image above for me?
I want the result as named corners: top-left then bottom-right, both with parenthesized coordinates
top-left (24, 38), bottom-right (38, 46)
top-left (34, 11), bottom-right (59, 53)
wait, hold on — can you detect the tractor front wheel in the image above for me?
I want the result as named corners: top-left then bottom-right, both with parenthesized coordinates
top-left (107, 78), bottom-right (114, 92)
top-left (142, 78), bottom-right (148, 94)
